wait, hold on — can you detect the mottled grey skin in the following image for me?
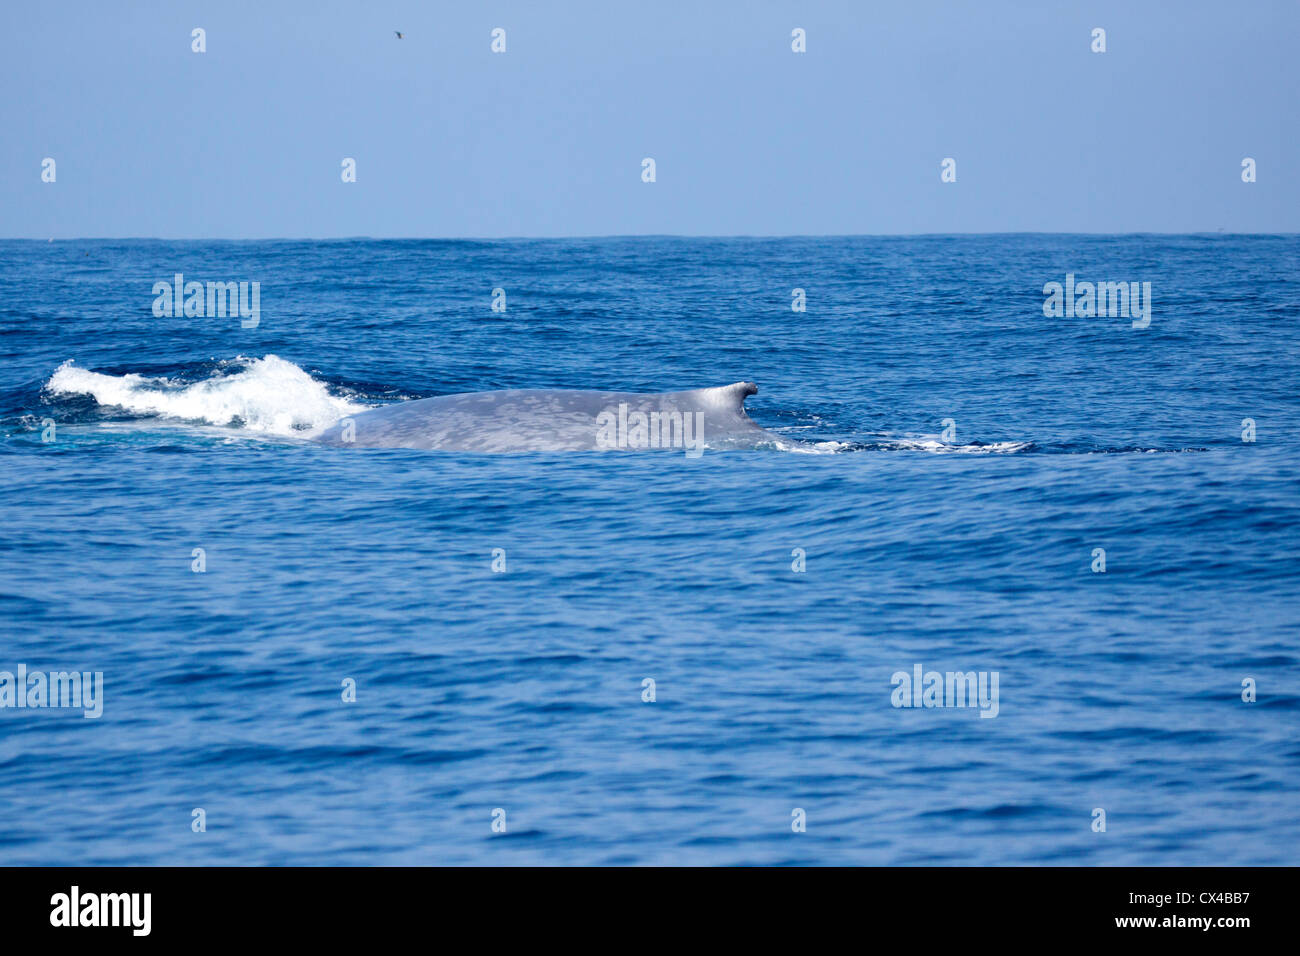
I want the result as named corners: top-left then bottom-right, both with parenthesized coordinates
top-left (312, 381), bottom-right (800, 451)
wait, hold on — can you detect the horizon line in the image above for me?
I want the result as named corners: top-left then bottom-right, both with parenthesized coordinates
top-left (4, 230), bottom-right (1298, 242)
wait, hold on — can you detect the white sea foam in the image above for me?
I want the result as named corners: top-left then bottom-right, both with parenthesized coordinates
top-left (45, 355), bottom-right (366, 436)
top-left (879, 438), bottom-right (1033, 454)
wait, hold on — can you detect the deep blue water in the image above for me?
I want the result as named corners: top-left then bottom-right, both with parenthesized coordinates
top-left (1, 235), bottom-right (1298, 865)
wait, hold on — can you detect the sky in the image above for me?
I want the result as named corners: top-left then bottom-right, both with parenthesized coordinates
top-left (1, 0), bottom-right (1296, 238)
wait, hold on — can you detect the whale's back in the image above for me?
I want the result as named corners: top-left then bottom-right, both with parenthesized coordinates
top-left (313, 382), bottom-right (795, 451)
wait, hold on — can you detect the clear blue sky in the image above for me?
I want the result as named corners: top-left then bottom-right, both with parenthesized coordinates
top-left (2, 0), bottom-right (1295, 238)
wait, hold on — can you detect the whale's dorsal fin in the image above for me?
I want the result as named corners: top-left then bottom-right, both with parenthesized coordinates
top-left (686, 381), bottom-right (758, 413)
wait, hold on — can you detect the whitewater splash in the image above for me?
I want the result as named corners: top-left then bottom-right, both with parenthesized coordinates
top-left (45, 355), bottom-right (366, 436)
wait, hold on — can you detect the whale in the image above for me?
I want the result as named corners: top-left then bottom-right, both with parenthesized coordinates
top-left (312, 381), bottom-right (802, 452)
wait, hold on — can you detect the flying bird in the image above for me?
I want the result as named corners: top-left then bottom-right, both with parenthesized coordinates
top-left (394, 31), bottom-right (404, 39)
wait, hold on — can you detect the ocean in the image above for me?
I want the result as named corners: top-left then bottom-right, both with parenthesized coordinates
top-left (1, 234), bottom-right (1297, 865)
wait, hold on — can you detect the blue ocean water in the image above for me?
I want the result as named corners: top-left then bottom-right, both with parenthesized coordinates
top-left (1, 234), bottom-right (1297, 865)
